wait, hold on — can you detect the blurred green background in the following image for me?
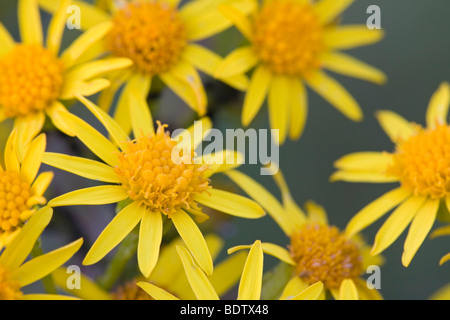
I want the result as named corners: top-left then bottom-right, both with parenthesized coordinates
top-left (1, 0), bottom-right (449, 299)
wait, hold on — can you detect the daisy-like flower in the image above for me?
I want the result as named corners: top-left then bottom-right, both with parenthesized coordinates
top-left (0, 0), bottom-right (132, 144)
top-left (42, 93), bottom-right (265, 278)
top-left (138, 239), bottom-right (324, 300)
top-left (331, 82), bottom-right (450, 267)
top-left (39, 0), bottom-right (254, 133)
top-left (52, 234), bottom-right (248, 300)
top-left (215, 0), bottom-right (386, 144)
top-left (0, 206), bottom-right (83, 300)
top-left (0, 129), bottom-right (53, 249)
top-left (225, 169), bottom-right (384, 299)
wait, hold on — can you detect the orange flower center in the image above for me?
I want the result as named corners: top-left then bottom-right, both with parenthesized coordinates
top-left (114, 124), bottom-right (210, 215)
top-left (0, 171), bottom-right (33, 235)
top-left (388, 124), bottom-right (450, 198)
top-left (289, 223), bottom-right (362, 289)
top-left (0, 264), bottom-right (22, 300)
top-left (0, 44), bottom-right (64, 118)
top-left (252, 0), bottom-right (324, 76)
top-left (107, 1), bottom-right (187, 76)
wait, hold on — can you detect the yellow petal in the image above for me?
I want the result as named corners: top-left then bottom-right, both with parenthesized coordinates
top-left (330, 171), bottom-right (398, 183)
top-left (0, 22), bottom-right (15, 57)
top-left (426, 82), bottom-right (450, 128)
top-left (268, 75), bottom-right (291, 145)
top-left (42, 152), bottom-right (120, 184)
top-left (31, 172), bottom-right (54, 197)
top-left (4, 129), bottom-right (20, 173)
top-left (339, 279), bottom-right (359, 300)
top-left (215, 46), bottom-right (259, 79)
top-left (46, 0), bottom-right (71, 54)
top-left (64, 58), bottom-right (133, 83)
top-left (306, 70), bottom-right (363, 122)
top-left (194, 188), bottom-right (265, 219)
top-left (138, 210), bottom-right (163, 278)
top-left (209, 250), bottom-right (248, 297)
top-left (60, 21), bottom-right (113, 69)
top-left (289, 79), bottom-right (308, 140)
top-left (224, 170), bottom-right (293, 235)
top-left (76, 94), bottom-right (130, 150)
top-left (218, 3), bottom-right (254, 40)
top-left (83, 201), bottom-right (145, 265)
top-left (14, 112), bottom-right (45, 161)
top-left (18, 0), bottom-right (43, 45)
top-left (430, 225), bottom-right (450, 239)
top-left (402, 198), bottom-right (439, 267)
top-left (304, 200), bottom-right (328, 225)
top-left (46, 101), bottom-right (75, 137)
top-left (174, 116), bottom-right (212, 151)
top-left (199, 150), bottom-right (244, 178)
top-left (227, 242), bottom-right (295, 266)
top-left (171, 209), bottom-right (213, 276)
top-left (314, 0), bottom-right (355, 25)
top-left (279, 276), bottom-right (309, 300)
top-left (346, 187), bottom-right (412, 237)
top-left (137, 282), bottom-right (179, 300)
top-left (48, 185), bottom-right (129, 207)
top-left (0, 206), bottom-right (53, 270)
top-left (13, 238), bottom-right (83, 287)
top-left (176, 245), bottom-right (219, 300)
top-left (21, 133), bottom-right (46, 184)
top-left (333, 151), bottom-right (393, 172)
top-left (242, 65), bottom-right (272, 126)
top-left (292, 281), bottom-right (324, 300)
top-left (371, 195), bottom-right (427, 256)
top-left (237, 240), bottom-right (263, 300)
top-left (55, 111), bottom-right (120, 167)
top-left (322, 52), bottom-right (386, 85)
top-left (59, 78), bottom-right (111, 100)
top-left (128, 87), bottom-right (155, 139)
top-left (324, 25), bottom-right (384, 50)
top-left (182, 44), bottom-right (248, 91)
top-left (439, 253), bottom-right (450, 266)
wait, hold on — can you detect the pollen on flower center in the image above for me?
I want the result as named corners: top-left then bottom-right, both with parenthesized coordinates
top-left (0, 171), bottom-right (33, 235)
top-left (289, 223), bottom-right (362, 289)
top-left (252, 0), bottom-right (324, 77)
top-left (107, 1), bottom-right (187, 76)
top-left (0, 264), bottom-right (22, 300)
top-left (114, 123), bottom-right (210, 215)
top-left (113, 280), bottom-right (153, 300)
top-left (0, 44), bottom-right (64, 118)
top-left (388, 124), bottom-right (450, 199)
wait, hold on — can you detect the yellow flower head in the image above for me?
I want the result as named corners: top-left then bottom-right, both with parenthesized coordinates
top-left (39, 0), bottom-right (254, 132)
top-left (0, 0), bottom-right (131, 140)
top-left (0, 206), bottom-right (83, 300)
top-left (0, 129), bottom-right (52, 249)
top-left (226, 168), bottom-right (384, 299)
top-left (332, 82), bottom-right (450, 267)
top-left (216, 0), bottom-right (386, 144)
top-left (42, 93), bottom-right (265, 279)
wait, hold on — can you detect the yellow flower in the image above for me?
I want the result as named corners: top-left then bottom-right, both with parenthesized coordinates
top-left (42, 93), bottom-right (265, 278)
top-left (215, 0), bottom-right (385, 144)
top-left (225, 169), bottom-right (383, 299)
top-left (0, 206), bottom-right (83, 300)
top-left (0, 129), bottom-right (52, 249)
top-left (430, 225), bottom-right (450, 266)
top-left (39, 0), bottom-right (254, 133)
top-left (52, 234), bottom-right (248, 300)
top-left (0, 0), bottom-right (132, 144)
top-left (331, 82), bottom-right (450, 267)
top-left (138, 239), bottom-right (324, 300)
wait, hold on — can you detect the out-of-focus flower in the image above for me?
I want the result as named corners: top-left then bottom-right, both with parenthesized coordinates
top-left (0, 0), bottom-right (132, 143)
top-left (332, 82), bottom-right (450, 267)
top-left (0, 206), bottom-right (83, 300)
top-left (215, 0), bottom-right (385, 144)
top-left (226, 169), bottom-right (383, 299)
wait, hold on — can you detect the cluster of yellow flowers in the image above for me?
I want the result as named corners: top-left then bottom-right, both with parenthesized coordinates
top-left (0, 0), bottom-right (448, 301)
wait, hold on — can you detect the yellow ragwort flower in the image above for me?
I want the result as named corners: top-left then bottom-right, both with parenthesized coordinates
top-left (215, 0), bottom-right (386, 144)
top-left (331, 82), bottom-right (450, 267)
top-left (52, 234), bottom-right (248, 300)
top-left (0, 0), bottom-right (132, 143)
top-left (138, 239), bottom-right (324, 300)
top-left (226, 168), bottom-right (384, 299)
top-left (42, 93), bottom-right (265, 278)
top-left (0, 129), bottom-right (52, 249)
top-left (0, 206), bottom-right (83, 300)
top-left (39, 0), bottom-right (254, 133)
